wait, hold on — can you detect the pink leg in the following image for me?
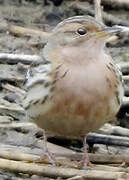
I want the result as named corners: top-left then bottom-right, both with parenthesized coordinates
top-left (78, 135), bottom-right (92, 169)
top-left (82, 135), bottom-right (90, 167)
top-left (36, 130), bottom-right (56, 165)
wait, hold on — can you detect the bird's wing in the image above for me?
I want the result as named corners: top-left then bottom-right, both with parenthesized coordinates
top-left (23, 59), bottom-right (52, 110)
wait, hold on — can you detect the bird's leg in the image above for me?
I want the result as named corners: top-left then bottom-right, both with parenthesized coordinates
top-left (42, 130), bottom-right (56, 165)
top-left (36, 129), bottom-right (56, 165)
top-left (82, 135), bottom-right (90, 167)
top-left (78, 135), bottom-right (93, 169)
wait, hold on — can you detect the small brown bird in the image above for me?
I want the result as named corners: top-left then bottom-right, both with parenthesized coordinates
top-left (23, 16), bottom-right (124, 166)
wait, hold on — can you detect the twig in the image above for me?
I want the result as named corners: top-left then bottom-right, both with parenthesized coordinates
top-left (1, 142), bottom-right (129, 167)
top-left (87, 132), bottom-right (129, 147)
top-left (2, 83), bottom-right (26, 95)
top-left (124, 86), bottom-right (129, 96)
top-left (122, 75), bottom-right (129, 81)
top-left (9, 25), bottom-right (50, 38)
top-left (0, 74), bottom-right (24, 83)
top-left (0, 158), bottom-right (127, 179)
top-left (101, 0), bottom-right (129, 10)
top-left (0, 116), bottom-right (13, 123)
top-left (0, 149), bottom-right (129, 174)
top-left (60, 152), bottom-right (129, 164)
top-left (67, 176), bottom-right (84, 180)
top-left (0, 104), bottom-right (24, 119)
top-left (0, 22), bottom-right (50, 42)
top-left (0, 122), bottom-right (36, 130)
top-left (121, 97), bottom-right (129, 107)
top-left (0, 53), bottom-right (42, 65)
top-left (99, 123), bottom-right (129, 137)
top-left (95, 0), bottom-right (103, 23)
top-left (0, 150), bottom-right (38, 162)
top-left (118, 62), bottom-right (129, 73)
top-left (70, 3), bottom-right (129, 26)
top-left (88, 0), bottom-right (129, 10)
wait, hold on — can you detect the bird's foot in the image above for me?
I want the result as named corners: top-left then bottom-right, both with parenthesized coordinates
top-left (77, 135), bottom-right (94, 169)
top-left (77, 159), bottom-right (94, 169)
top-left (34, 151), bottom-right (57, 166)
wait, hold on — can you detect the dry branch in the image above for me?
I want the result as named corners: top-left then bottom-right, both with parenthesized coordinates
top-left (124, 86), bottom-right (129, 96)
top-left (122, 97), bottom-right (129, 107)
top-left (0, 122), bottom-right (36, 130)
top-left (62, 152), bottom-right (129, 165)
top-left (119, 62), bottom-right (129, 73)
top-left (101, 0), bottom-right (129, 9)
top-left (0, 149), bottom-right (128, 173)
top-left (0, 150), bottom-right (38, 162)
top-left (0, 74), bottom-right (23, 83)
top-left (0, 141), bottom-right (75, 159)
top-left (0, 22), bottom-right (50, 41)
top-left (0, 158), bottom-right (127, 179)
top-left (0, 104), bottom-right (24, 120)
top-left (1, 142), bottom-right (129, 165)
top-left (87, 132), bottom-right (129, 147)
top-left (95, 0), bottom-right (103, 23)
top-left (2, 83), bottom-right (26, 95)
top-left (0, 53), bottom-right (42, 65)
top-left (99, 123), bottom-right (129, 137)
top-left (0, 116), bottom-right (13, 123)
top-left (9, 25), bottom-right (50, 38)
top-left (88, 0), bottom-right (129, 10)
top-left (70, 2), bottom-right (129, 26)
top-left (122, 75), bottom-right (129, 81)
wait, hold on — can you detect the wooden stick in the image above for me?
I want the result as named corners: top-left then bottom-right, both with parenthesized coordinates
top-left (1, 142), bottom-right (129, 165)
top-left (0, 116), bottom-right (13, 123)
top-left (0, 22), bottom-right (50, 41)
top-left (124, 86), bottom-right (129, 96)
top-left (95, 0), bottom-right (103, 23)
top-left (2, 83), bottom-right (26, 95)
top-left (0, 53), bottom-right (42, 65)
top-left (0, 158), bottom-right (127, 179)
top-left (0, 104), bottom-right (24, 119)
top-left (0, 149), bottom-right (129, 174)
top-left (67, 176), bottom-right (84, 180)
top-left (122, 75), bottom-right (129, 81)
top-left (122, 97), bottom-right (129, 107)
top-left (99, 123), bottom-right (129, 137)
top-left (1, 143), bottom-right (129, 167)
top-left (0, 122), bottom-right (37, 130)
top-left (87, 132), bottom-right (129, 147)
top-left (9, 25), bottom-right (50, 38)
top-left (70, 2), bottom-right (129, 26)
top-left (118, 62), bottom-right (129, 73)
top-left (60, 152), bottom-right (129, 164)
top-left (101, 0), bottom-right (129, 9)
top-left (88, 0), bottom-right (129, 10)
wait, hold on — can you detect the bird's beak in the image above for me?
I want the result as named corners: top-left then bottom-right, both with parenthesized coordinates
top-left (95, 26), bottom-right (124, 39)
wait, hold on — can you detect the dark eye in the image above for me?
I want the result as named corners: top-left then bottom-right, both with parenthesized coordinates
top-left (77, 28), bottom-right (87, 35)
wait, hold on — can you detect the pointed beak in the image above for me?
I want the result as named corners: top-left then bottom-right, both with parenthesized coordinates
top-left (103, 26), bottom-right (123, 34)
top-left (95, 26), bottom-right (124, 38)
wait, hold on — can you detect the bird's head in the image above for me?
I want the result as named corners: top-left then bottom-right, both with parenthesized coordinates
top-left (49, 16), bottom-right (122, 47)
top-left (44, 16), bottom-right (123, 64)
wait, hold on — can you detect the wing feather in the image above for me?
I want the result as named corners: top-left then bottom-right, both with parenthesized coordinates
top-left (23, 61), bottom-right (52, 110)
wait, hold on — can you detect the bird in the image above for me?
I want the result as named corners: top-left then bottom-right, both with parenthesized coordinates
top-left (23, 15), bottom-right (124, 167)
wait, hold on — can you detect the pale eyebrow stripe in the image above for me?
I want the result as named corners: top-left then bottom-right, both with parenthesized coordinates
top-left (64, 30), bottom-right (75, 34)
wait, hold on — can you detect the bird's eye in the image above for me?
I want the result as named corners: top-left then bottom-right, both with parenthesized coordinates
top-left (77, 28), bottom-right (87, 35)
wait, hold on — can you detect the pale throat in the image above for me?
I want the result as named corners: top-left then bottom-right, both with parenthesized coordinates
top-left (43, 38), bottom-right (106, 66)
